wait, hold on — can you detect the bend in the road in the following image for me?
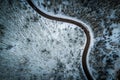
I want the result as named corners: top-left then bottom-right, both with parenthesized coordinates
top-left (27, 0), bottom-right (93, 80)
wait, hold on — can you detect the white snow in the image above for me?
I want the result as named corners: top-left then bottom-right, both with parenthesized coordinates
top-left (110, 23), bottom-right (120, 42)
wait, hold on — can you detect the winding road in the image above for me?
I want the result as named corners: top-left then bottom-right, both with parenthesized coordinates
top-left (27, 0), bottom-right (93, 80)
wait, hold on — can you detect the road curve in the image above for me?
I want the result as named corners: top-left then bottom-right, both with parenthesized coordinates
top-left (27, 0), bottom-right (93, 80)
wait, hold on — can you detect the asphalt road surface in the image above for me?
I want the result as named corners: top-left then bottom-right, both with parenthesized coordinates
top-left (27, 0), bottom-right (93, 80)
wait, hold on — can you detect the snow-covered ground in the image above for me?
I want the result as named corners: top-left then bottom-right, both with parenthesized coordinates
top-left (0, 0), bottom-right (88, 80)
top-left (0, 0), bottom-right (120, 80)
top-left (29, 0), bottom-right (120, 80)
